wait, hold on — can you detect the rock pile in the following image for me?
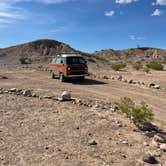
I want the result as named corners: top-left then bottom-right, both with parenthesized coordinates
top-left (102, 74), bottom-right (166, 91)
top-left (0, 88), bottom-right (115, 111)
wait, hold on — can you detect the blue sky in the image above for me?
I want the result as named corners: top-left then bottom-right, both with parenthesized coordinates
top-left (0, 0), bottom-right (166, 52)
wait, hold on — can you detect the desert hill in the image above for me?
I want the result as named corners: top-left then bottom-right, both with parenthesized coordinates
top-left (94, 47), bottom-right (166, 63)
top-left (0, 39), bottom-right (75, 64)
top-left (0, 39), bottom-right (166, 64)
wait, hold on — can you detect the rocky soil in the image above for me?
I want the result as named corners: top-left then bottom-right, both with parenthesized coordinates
top-left (0, 64), bottom-right (166, 165)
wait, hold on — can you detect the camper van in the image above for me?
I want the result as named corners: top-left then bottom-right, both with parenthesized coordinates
top-left (50, 54), bottom-right (88, 82)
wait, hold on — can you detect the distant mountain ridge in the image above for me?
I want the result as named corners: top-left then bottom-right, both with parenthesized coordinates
top-left (0, 39), bottom-right (166, 64)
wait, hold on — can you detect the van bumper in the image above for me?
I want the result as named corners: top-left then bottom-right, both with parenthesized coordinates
top-left (66, 74), bottom-right (88, 78)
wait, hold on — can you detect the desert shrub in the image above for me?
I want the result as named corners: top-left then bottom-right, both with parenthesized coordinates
top-left (146, 61), bottom-right (164, 71)
top-left (118, 97), bottom-right (154, 129)
top-left (111, 62), bottom-right (126, 71)
top-left (132, 61), bottom-right (143, 70)
top-left (144, 67), bottom-right (150, 73)
top-left (19, 56), bottom-right (32, 64)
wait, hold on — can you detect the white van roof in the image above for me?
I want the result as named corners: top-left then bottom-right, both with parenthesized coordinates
top-left (57, 54), bottom-right (82, 58)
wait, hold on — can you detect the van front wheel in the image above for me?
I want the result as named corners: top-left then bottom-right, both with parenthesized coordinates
top-left (59, 73), bottom-right (65, 82)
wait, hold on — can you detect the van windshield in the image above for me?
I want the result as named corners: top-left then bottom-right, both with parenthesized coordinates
top-left (66, 57), bottom-right (86, 64)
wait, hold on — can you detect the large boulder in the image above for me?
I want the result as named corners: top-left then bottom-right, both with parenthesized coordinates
top-left (58, 91), bottom-right (71, 101)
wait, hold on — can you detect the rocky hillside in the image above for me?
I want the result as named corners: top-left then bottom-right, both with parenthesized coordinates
top-left (94, 47), bottom-right (166, 63)
top-left (0, 39), bottom-right (166, 65)
top-left (0, 39), bottom-right (76, 64)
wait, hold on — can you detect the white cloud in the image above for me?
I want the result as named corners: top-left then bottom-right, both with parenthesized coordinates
top-left (151, 9), bottom-right (163, 16)
top-left (105, 10), bottom-right (115, 17)
top-left (115, 0), bottom-right (138, 4)
top-left (0, 0), bottom-right (70, 26)
top-left (36, 0), bottom-right (69, 4)
top-left (152, 0), bottom-right (166, 6)
top-left (129, 35), bottom-right (145, 41)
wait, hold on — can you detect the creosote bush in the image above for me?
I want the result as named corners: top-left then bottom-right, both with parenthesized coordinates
top-left (118, 97), bottom-right (154, 130)
top-left (144, 67), bottom-right (150, 73)
top-left (111, 62), bottom-right (126, 71)
top-left (146, 61), bottom-right (164, 71)
top-left (132, 61), bottom-right (143, 70)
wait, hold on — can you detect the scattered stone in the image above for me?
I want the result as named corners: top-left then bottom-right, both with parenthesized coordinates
top-left (22, 90), bottom-right (32, 97)
top-left (111, 77), bottom-right (115, 80)
top-left (59, 91), bottom-right (71, 101)
top-left (42, 96), bottom-right (52, 99)
top-left (153, 135), bottom-right (165, 143)
top-left (120, 140), bottom-right (128, 145)
top-left (117, 75), bottom-right (123, 81)
top-left (147, 150), bottom-right (161, 157)
top-left (94, 104), bottom-right (100, 108)
top-left (143, 142), bottom-right (149, 146)
top-left (88, 139), bottom-right (97, 146)
top-left (159, 144), bottom-right (166, 152)
top-left (9, 88), bottom-right (17, 93)
top-left (143, 153), bottom-right (158, 164)
top-left (128, 79), bottom-right (133, 84)
top-left (32, 93), bottom-right (37, 97)
top-left (153, 84), bottom-right (160, 89)
top-left (149, 83), bottom-right (155, 88)
top-left (110, 107), bottom-right (116, 112)
top-left (103, 75), bottom-right (109, 79)
top-left (151, 139), bottom-right (159, 148)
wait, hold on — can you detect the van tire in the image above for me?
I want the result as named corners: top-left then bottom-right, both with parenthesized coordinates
top-left (50, 71), bottom-right (55, 79)
top-left (59, 73), bottom-right (65, 82)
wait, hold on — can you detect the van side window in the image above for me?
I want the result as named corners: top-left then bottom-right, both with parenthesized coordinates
top-left (56, 58), bottom-right (63, 64)
top-left (52, 58), bottom-right (56, 64)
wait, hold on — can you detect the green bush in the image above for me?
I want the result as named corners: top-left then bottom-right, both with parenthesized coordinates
top-left (132, 61), bottom-right (143, 70)
top-left (118, 97), bottom-right (154, 129)
top-left (146, 61), bottom-right (164, 71)
top-left (111, 62), bottom-right (126, 71)
top-left (144, 67), bottom-right (150, 73)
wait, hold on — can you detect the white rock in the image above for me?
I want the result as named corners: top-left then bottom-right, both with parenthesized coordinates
top-left (160, 144), bottom-right (166, 152)
top-left (151, 139), bottom-right (159, 148)
top-left (60, 91), bottom-right (71, 101)
top-left (22, 90), bottom-right (32, 97)
top-left (153, 84), bottom-right (160, 89)
top-left (153, 135), bottom-right (165, 143)
top-left (9, 88), bottom-right (17, 92)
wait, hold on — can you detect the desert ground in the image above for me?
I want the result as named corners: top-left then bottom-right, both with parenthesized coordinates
top-left (0, 64), bottom-right (166, 166)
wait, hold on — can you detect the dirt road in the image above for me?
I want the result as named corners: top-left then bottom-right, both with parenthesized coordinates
top-left (1, 66), bottom-right (166, 129)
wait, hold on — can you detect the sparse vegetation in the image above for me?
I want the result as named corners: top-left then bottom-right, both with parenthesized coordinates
top-left (124, 49), bottom-right (132, 57)
top-left (19, 56), bottom-right (32, 64)
top-left (132, 61), bottom-right (143, 70)
top-left (144, 67), bottom-right (150, 73)
top-left (146, 61), bottom-right (164, 71)
top-left (118, 97), bottom-right (154, 129)
top-left (111, 62), bottom-right (126, 71)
